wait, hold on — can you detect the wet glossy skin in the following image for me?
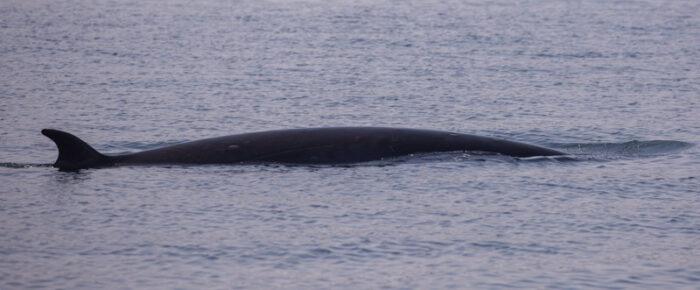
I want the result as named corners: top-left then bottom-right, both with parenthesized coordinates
top-left (43, 127), bottom-right (564, 170)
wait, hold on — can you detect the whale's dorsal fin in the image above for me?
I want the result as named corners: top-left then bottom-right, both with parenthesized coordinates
top-left (41, 129), bottom-right (111, 171)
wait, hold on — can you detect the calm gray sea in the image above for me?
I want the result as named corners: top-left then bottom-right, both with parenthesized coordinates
top-left (1, 0), bottom-right (699, 288)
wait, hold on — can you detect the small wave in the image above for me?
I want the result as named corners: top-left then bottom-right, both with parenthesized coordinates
top-left (535, 51), bottom-right (606, 59)
top-left (0, 162), bottom-right (53, 169)
top-left (554, 140), bottom-right (693, 156)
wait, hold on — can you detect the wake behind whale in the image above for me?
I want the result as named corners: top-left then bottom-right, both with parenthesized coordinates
top-left (41, 127), bottom-right (566, 171)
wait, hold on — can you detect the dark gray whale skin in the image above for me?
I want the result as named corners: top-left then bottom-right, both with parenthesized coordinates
top-left (42, 127), bottom-right (565, 171)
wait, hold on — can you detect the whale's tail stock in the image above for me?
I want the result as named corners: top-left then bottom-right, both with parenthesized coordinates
top-left (41, 129), bottom-right (111, 171)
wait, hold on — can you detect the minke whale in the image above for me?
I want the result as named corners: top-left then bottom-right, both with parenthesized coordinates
top-left (42, 127), bottom-right (565, 171)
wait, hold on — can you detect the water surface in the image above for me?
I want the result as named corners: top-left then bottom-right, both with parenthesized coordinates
top-left (1, 0), bottom-right (699, 288)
